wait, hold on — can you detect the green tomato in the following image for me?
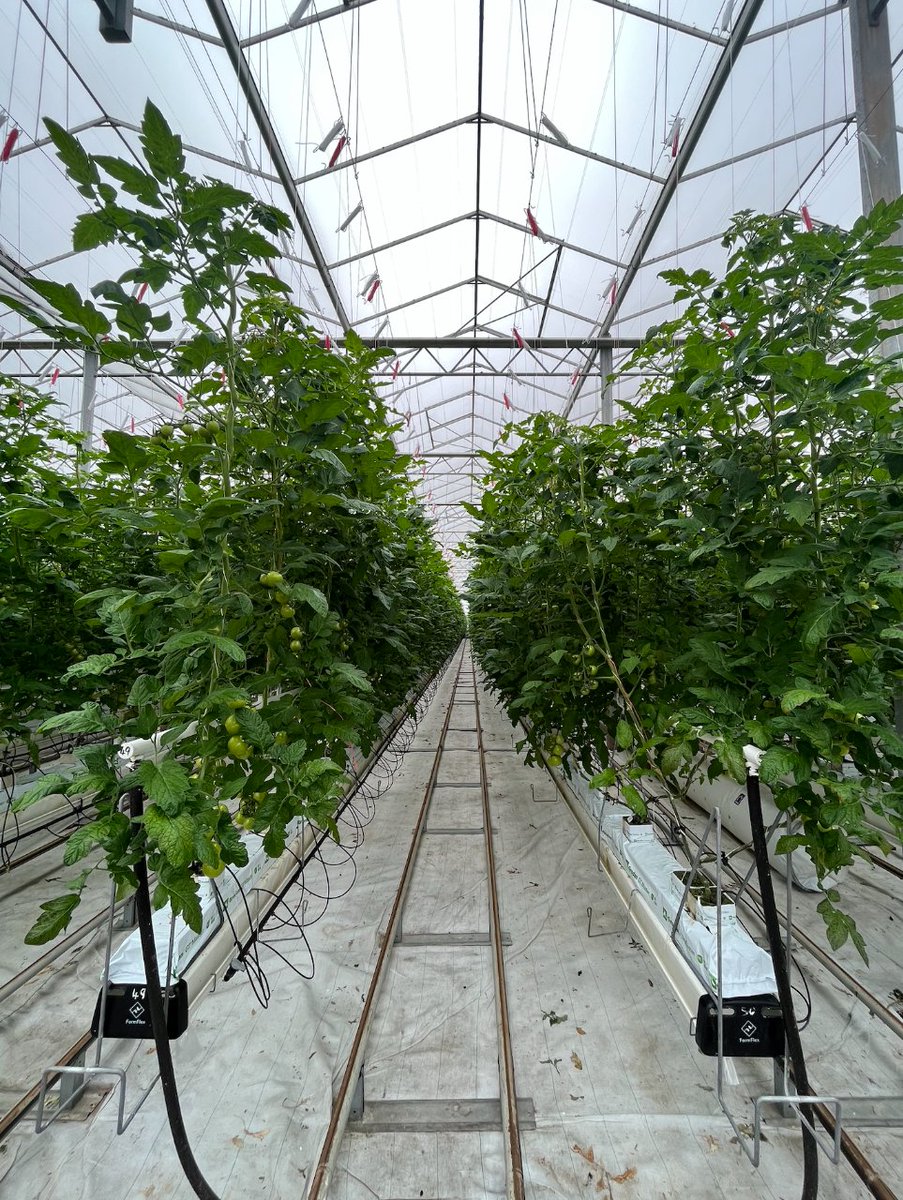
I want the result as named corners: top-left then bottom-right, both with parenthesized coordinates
top-left (274, 730), bottom-right (288, 745)
top-left (290, 626), bottom-right (302, 639)
top-left (274, 590), bottom-right (290, 604)
top-left (226, 697), bottom-right (248, 710)
top-left (260, 571), bottom-right (284, 588)
top-left (280, 605), bottom-right (295, 619)
top-left (227, 735), bottom-right (251, 760)
top-left (205, 419), bottom-right (220, 434)
top-left (290, 639), bottom-right (302, 652)
top-left (583, 643), bottom-right (596, 658)
top-left (224, 713), bottom-right (241, 735)
top-left (547, 753), bottom-right (563, 768)
top-left (252, 791), bottom-right (267, 803)
top-left (158, 423), bottom-right (174, 437)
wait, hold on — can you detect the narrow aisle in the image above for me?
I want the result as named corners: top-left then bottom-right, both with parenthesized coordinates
top-left (0, 648), bottom-right (887, 1200)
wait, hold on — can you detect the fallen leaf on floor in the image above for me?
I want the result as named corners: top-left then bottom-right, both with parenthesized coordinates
top-left (702, 1134), bottom-right (719, 1153)
top-left (507, 867), bottom-right (521, 874)
top-left (611, 1166), bottom-right (636, 1184)
top-left (629, 938), bottom-right (646, 953)
top-left (243, 1128), bottom-right (268, 1140)
top-left (540, 1057), bottom-right (562, 1074)
top-left (576, 1026), bottom-right (586, 1035)
top-left (572, 1142), bottom-right (595, 1165)
top-left (569, 1093), bottom-right (584, 1101)
top-left (648, 979), bottom-right (654, 987)
top-left (571, 1051), bottom-right (583, 1070)
top-left (231, 1136), bottom-right (244, 1149)
top-left (542, 1009), bottom-right (568, 1025)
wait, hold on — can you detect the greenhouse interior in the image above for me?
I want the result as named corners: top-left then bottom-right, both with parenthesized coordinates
top-left (1, 1), bottom-right (903, 1198)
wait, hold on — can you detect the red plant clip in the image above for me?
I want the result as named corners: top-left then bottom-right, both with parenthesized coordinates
top-left (366, 277), bottom-right (381, 303)
top-left (177, 392), bottom-right (184, 408)
top-left (323, 334), bottom-right (332, 351)
top-left (392, 359), bottom-right (400, 379)
top-left (512, 327), bottom-right (526, 350)
top-left (801, 205), bottom-right (813, 232)
top-left (130, 416), bottom-right (136, 433)
top-left (609, 277), bottom-right (617, 305)
top-left (327, 135), bottom-right (347, 169)
top-left (1, 129), bottom-right (19, 163)
top-left (570, 368), bottom-right (580, 386)
top-left (719, 322), bottom-right (735, 338)
top-left (503, 392), bottom-right (512, 410)
top-left (135, 282), bottom-right (148, 303)
top-left (526, 207), bottom-right (540, 237)
top-left (50, 367), bottom-right (60, 386)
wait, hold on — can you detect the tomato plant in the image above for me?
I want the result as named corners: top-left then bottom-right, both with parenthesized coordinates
top-left (4, 101), bottom-right (463, 942)
top-left (467, 204), bottom-right (903, 958)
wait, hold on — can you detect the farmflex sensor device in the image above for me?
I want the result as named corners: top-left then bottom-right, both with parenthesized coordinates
top-left (694, 992), bottom-right (785, 1058)
top-left (91, 980), bottom-right (189, 1040)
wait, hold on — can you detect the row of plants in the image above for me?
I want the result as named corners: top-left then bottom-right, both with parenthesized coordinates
top-left (466, 204), bottom-right (903, 957)
top-left (2, 103), bottom-right (464, 942)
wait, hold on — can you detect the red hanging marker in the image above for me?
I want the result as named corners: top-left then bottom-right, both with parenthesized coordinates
top-left (50, 367), bottom-right (60, 385)
top-left (366, 277), bottom-right (381, 303)
top-left (609, 278), bottom-right (617, 305)
top-left (570, 369), bottom-right (580, 386)
top-left (512, 327), bottom-right (526, 350)
top-left (414, 443), bottom-right (421, 457)
top-left (220, 369), bottom-right (227, 382)
top-left (327, 135), bottom-right (347, 169)
top-left (526, 207), bottom-right (540, 237)
top-left (392, 359), bottom-right (400, 380)
top-left (1, 129), bottom-right (19, 163)
top-left (130, 416), bottom-right (136, 433)
top-left (404, 410), bottom-right (412, 425)
top-left (135, 282), bottom-right (148, 302)
top-left (801, 205), bottom-right (813, 232)
top-left (177, 392), bottom-right (184, 409)
top-left (503, 392), bottom-right (512, 410)
top-left (719, 322), bottom-right (735, 338)
top-left (671, 127), bottom-right (681, 159)
top-left (323, 334), bottom-right (332, 351)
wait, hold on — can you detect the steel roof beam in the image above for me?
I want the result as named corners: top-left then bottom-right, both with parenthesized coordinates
top-left (350, 279), bottom-right (475, 327)
top-left (562, 0), bottom-right (766, 419)
top-left (242, 0), bottom-right (380, 47)
top-left (204, 0), bottom-right (349, 329)
top-left (746, 2), bottom-right (847, 44)
top-left (328, 212), bottom-right (477, 270)
top-left (133, 8), bottom-right (223, 46)
top-left (483, 211), bottom-right (626, 269)
top-left (295, 115), bottom-right (478, 185)
top-left (587, 0), bottom-right (726, 44)
top-left (346, 336), bottom-right (643, 349)
top-left (681, 115), bottom-right (854, 182)
top-left (481, 114), bottom-right (666, 183)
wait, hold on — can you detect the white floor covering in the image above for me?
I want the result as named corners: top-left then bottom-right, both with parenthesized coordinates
top-left (0, 650), bottom-right (900, 1200)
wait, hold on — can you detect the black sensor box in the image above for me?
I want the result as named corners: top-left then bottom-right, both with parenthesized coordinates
top-left (91, 979), bottom-right (189, 1040)
top-left (695, 992), bottom-right (784, 1057)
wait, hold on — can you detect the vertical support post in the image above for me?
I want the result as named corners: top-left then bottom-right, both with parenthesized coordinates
top-left (848, 0), bottom-right (903, 735)
top-left (848, 0), bottom-right (901, 219)
top-left (80, 350), bottom-right (98, 443)
top-left (597, 345), bottom-right (614, 425)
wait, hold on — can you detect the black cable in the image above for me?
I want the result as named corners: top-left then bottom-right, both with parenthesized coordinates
top-left (129, 786), bottom-right (222, 1200)
top-left (747, 768), bottom-right (819, 1200)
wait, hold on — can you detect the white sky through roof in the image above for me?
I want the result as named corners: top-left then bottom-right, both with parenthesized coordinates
top-left (0, 1), bottom-right (893, 583)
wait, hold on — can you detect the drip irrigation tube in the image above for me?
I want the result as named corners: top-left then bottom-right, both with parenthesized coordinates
top-left (747, 768), bottom-right (819, 1200)
top-left (130, 788), bottom-right (221, 1200)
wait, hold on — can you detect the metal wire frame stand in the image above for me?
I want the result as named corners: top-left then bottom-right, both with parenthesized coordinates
top-left (672, 803), bottom-right (845, 1167)
top-left (34, 877), bottom-right (177, 1135)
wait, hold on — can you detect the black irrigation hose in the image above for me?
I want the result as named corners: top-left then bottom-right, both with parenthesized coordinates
top-left (130, 787), bottom-right (221, 1200)
top-left (747, 769), bottom-right (819, 1200)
